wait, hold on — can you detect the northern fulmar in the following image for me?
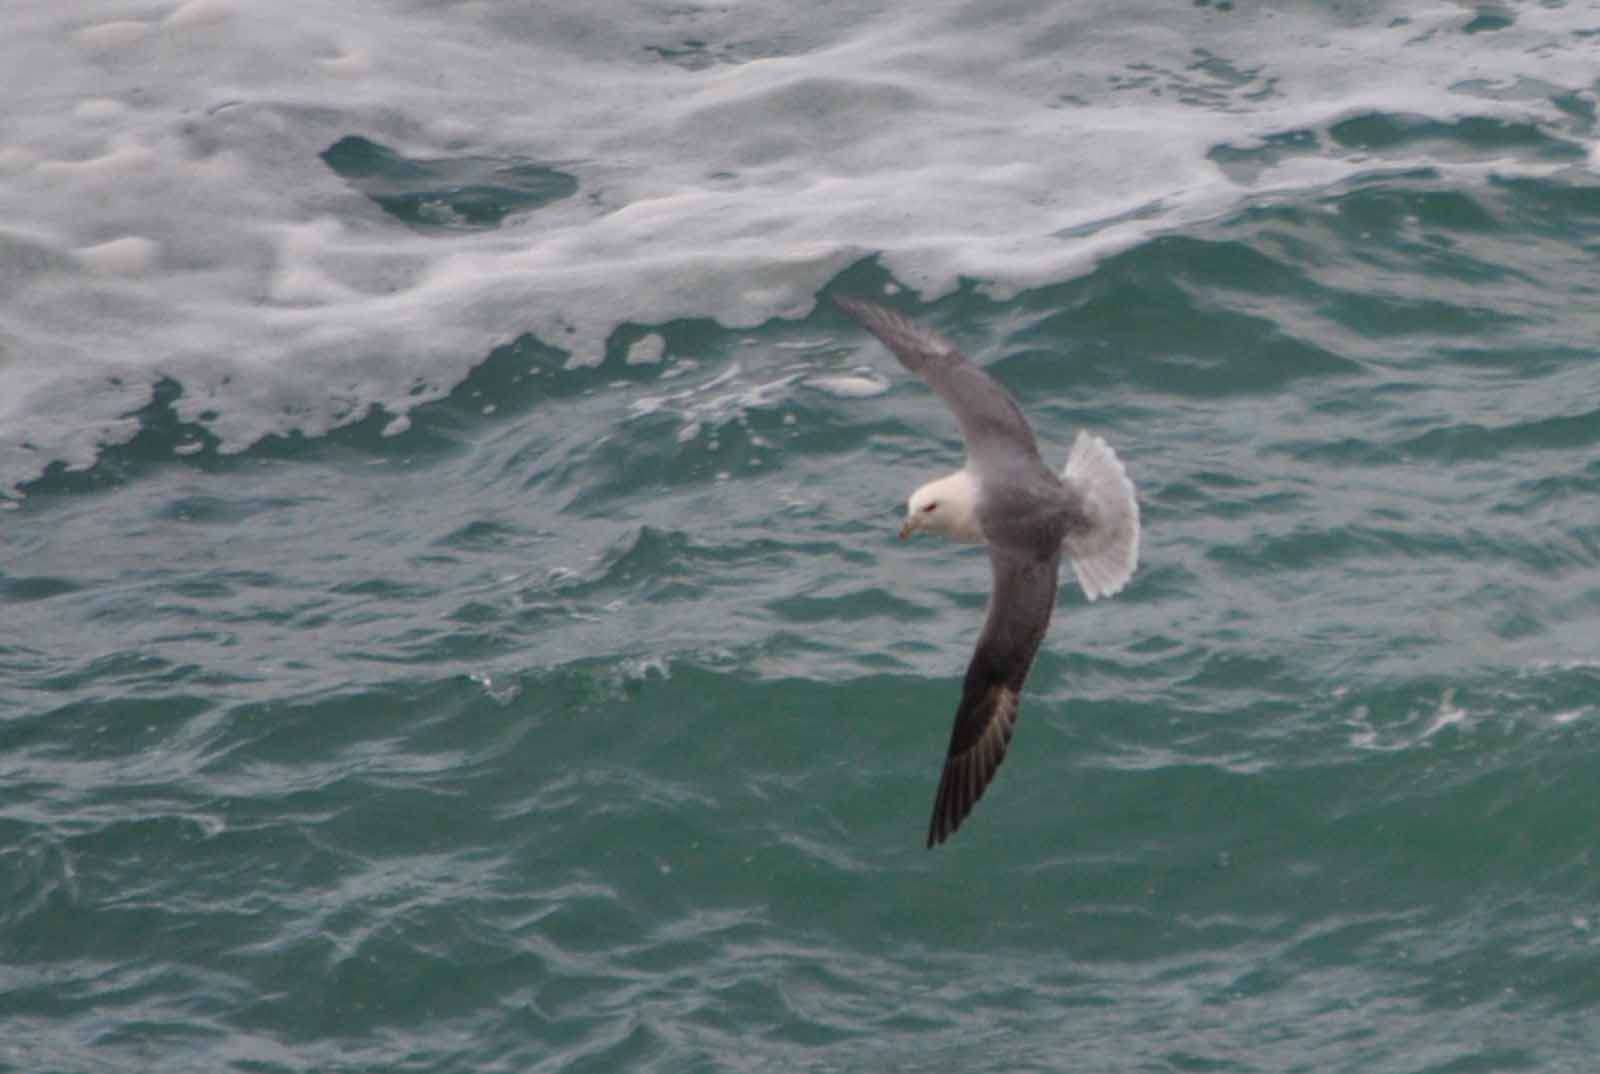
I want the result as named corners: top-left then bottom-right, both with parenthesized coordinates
top-left (837, 297), bottom-right (1140, 847)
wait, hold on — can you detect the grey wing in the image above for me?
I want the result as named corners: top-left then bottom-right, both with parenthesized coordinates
top-left (836, 297), bottom-right (1042, 474)
top-left (926, 543), bottom-right (1061, 847)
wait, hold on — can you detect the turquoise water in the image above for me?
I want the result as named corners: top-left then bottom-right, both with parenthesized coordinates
top-left (7, 3), bottom-right (1600, 1071)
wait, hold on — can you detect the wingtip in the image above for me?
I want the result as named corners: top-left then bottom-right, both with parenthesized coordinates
top-left (923, 681), bottom-right (1022, 847)
top-left (926, 816), bottom-right (961, 849)
top-left (833, 294), bottom-right (887, 326)
top-left (925, 767), bottom-right (958, 848)
top-left (923, 754), bottom-right (989, 849)
top-left (925, 799), bottom-right (970, 849)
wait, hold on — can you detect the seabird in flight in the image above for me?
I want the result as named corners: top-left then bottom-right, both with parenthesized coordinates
top-left (837, 297), bottom-right (1140, 847)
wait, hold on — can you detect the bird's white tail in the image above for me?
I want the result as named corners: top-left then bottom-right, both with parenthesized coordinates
top-left (1061, 430), bottom-right (1140, 601)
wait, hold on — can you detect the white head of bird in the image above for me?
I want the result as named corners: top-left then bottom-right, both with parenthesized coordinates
top-left (900, 469), bottom-right (984, 543)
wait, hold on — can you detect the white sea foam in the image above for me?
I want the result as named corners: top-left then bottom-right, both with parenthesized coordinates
top-left (804, 372), bottom-right (889, 399)
top-left (76, 236), bottom-right (160, 276)
top-left (73, 20), bottom-right (150, 50)
top-left (3, 1), bottom-right (1597, 494)
top-left (625, 333), bottom-right (667, 366)
top-left (165, 0), bottom-right (237, 31)
top-left (632, 360), bottom-right (802, 448)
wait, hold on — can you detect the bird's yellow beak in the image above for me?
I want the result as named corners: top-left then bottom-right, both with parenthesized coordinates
top-left (898, 519), bottom-right (913, 540)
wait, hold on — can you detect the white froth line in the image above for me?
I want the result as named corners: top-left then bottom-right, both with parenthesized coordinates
top-left (76, 236), bottom-right (160, 276)
top-left (1419, 688), bottom-right (1466, 740)
top-left (321, 46), bottom-right (374, 78)
top-left (165, 0), bottom-right (235, 30)
top-left (630, 363), bottom-right (746, 413)
top-left (73, 20), bottom-right (150, 50)
top-left (804, 372), bottom-right (888, 399)
top-left (0, 146), bottom-right (39, 174)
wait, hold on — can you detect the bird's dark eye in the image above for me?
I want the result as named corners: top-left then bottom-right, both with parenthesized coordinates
top-left (923, 501), bottom-right (938, 513)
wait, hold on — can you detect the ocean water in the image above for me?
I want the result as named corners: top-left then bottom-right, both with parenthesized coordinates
top-left (5, 1), bottom-right (1600, 1070)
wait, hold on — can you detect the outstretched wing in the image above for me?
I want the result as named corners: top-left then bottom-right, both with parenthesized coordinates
top-left (926, 544), bottom-right (1061, 847)
top-left (836, 297), bottom-right (1042, 477)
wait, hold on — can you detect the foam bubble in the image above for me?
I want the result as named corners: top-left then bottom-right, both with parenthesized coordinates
top-left (805, 372), bottom-right (888, 399)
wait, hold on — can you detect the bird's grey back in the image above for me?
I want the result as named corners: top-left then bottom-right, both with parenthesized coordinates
top-left (979, 476), bottom-right (1075, 559)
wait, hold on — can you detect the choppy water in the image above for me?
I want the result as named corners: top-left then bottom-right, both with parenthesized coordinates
top-left (6, 2), bottom-right (1600, 1071)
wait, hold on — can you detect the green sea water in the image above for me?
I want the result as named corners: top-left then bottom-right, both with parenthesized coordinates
top-left (8, 161), bottom-right (1600, 1071)
top-left (8, 4), bottom-right (1600, 1068)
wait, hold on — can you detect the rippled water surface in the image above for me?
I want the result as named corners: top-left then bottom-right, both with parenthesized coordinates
top-left (5, 2), bottom-right (1600, 1071)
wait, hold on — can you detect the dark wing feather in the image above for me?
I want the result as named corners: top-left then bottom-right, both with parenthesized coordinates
top-left (836, 297), bottom-right (1042, 476)
top-left (927, 545), bottom-right (1061, 847)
